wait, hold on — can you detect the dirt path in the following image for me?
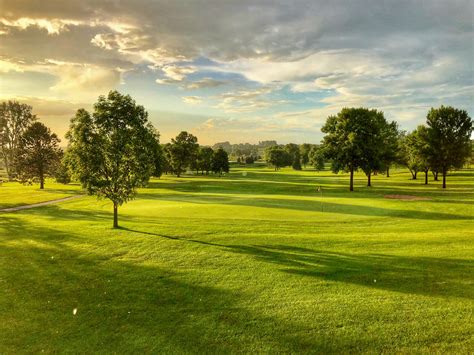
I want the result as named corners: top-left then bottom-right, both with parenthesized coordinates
top-left (0, 195), bottom-right (83, 213)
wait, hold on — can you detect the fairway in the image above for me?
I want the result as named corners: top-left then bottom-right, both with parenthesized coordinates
top-left (1, 165), bottom-right (473, 353)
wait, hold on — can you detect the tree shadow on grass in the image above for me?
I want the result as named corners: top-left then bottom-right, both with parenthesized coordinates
top-left (138, 193), bottom-right (471, 220)
top-left (121, 228), bottom-right (474, 301)
top-left (1, 216), bottom-right (369, 353)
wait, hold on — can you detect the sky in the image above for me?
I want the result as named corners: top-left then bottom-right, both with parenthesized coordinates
top-left (0, 0), bottom-right (472, 145)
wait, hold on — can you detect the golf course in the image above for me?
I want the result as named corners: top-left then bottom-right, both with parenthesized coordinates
top-left (1, 164), bottom-right (472, 353)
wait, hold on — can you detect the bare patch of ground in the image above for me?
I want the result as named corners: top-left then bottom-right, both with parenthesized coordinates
top-left (384, 194), bottom-right (431, 201)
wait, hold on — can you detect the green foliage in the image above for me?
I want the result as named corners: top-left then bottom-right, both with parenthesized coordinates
top-left (379, 121), bottom-right (400, 175)
top-left (322, 107), bottom-right (392, 189)
top-left (399, 126), bottom-right (431, 181)
top-left (150, 130), bottom-right (164, 178)
top-left (0, 101), bottom-right (37, 179)
top-left (212, 148), bottom-right (230, 175)
top-left (299, 143), bottom-right (312, 167)
top-left (15, 122), bottom-right (61, 189)
top-left (265, 146), bottom-right (291, 170)
top-left (285, 143), bottom-right (302, 170)
top-left (54, 158), bottom-right (72, 184)
top-left (167, 131), bottom-right (199, 177)
top-left (426, 106), bottom-right (473, 188)
top-left (197, 146), bottom-right (214, 174)
top-left (309, 145), bottom-right (325, 171)
top-left (65, 91), bottom-right (157, 227)
top-left (213, 140), bottom-right (276, 161)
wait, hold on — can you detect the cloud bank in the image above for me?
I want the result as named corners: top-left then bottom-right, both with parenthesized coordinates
top-left (0, 0), bottom-right (472, 144)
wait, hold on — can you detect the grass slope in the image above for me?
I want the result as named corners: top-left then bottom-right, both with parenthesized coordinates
top-left (1, 165), bottom-right (473, 353)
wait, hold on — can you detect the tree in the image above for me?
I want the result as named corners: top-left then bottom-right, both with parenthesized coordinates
top-left (309, 145), bottom-right (325, 171)
top-left (244, 155), bottom-right (255, 164)
top-left (16, 122), bottom-right (61, 189)
top-left (265, 146), bottom-right (291, 170)
top-left (168, 131), bottom-right (199, 177)
top-left (426, 106), bottom-right (473, 188)
top-left (285, 143), bottom-right (302, 170)
top-left (212, 148), bottom-right (229, 176)
top-left (66, 91), bottom-right (157, 228)
top-left (300, 143), bottom-right (312, 167)
top-left (398, 132), bottom-right (422, 180)
top-left (409, 126), bottom-right (432, 184)
top-left (197, 146), bottom-right (214, 175)
top-left (380, 121), bottom-right (400, 177)
top-left (0, 101), bottom-right (37, 179)
top-left (322, 107), bottom-right (388, 191)
top-left (162, 143), bottom-right (173, 175)
top-left (151, 131), bottom-right (164, 178)
top-left (55, 157), bottom-right (72, 184)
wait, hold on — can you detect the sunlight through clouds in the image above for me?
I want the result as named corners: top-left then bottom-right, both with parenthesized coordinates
top-left (0, 0), bottom-right (472, 143)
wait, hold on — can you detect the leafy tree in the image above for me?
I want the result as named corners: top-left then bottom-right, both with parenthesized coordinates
top-left (322, 107), bottom-right (388, 191)
top-left (16, 122), bottom-right (61, 189)
top-left (426, 106), bottom-right (473, 188)
top-left (197, 146), bottom-right (214, 174)
top-left (151, 133), bottom-right (164, 178)
top-left (309, 146), bottom-right (325, 171)
top-left (54, 157), bottom-right (72, 184)
top-left (244, 155), bottom-right (255, 164)
top-left (410, 126), bottom-right (432, 184)
top-left (0, 101), bottom-right (37, 179)
top-left (380, 121), bottom-right (400, 177)
top-left (66, 91), bottom-right (157, 228)
top-left (285, 143), bottom-right (302, 170)
top-left (168, 131), bottom-right (199, 177)
top-left (212, 148), bottom-right (229, 176)
top-left (398, 132), bottom-right (422, 180)
top-left (265, 146), bottom-right (291, 170)
top-left (300, 143), bottom-right (312, 167)
top-left (162, 143), bottom-right (173, 175)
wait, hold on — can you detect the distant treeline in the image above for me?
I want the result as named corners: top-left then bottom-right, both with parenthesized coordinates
top-left (212, 140), bottom-right (277, 162)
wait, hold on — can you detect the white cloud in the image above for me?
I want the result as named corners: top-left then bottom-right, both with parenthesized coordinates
top-left (185, 78), bottom-right (225, 90)
top-left (182, 96), bottom-right (202, 105)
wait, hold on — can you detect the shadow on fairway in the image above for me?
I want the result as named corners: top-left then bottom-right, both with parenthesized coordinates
top-left (1, 216), bottom-right (366, 353)
top-left (141, 193), bottom-right (471, 220)
top-left (121, 227), bottom-right (473, 301)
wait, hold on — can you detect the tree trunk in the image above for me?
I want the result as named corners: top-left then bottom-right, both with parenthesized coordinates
top-left (113, 203), bottom-right (118, 228)
top-left (442, 168), bottom-right (447, 189)
top-left (349, 167), bottom-right (354, 191)
top-left (367, 171), bottom-right (371, 187)
top-left (424, 170), bottom-right (428, 185)
top-left (434, 171), bottom-right (438, 181)
top-left (39, 171), bottom-right (44, 189)
top-left (386, 166), bottom-right (390, 177)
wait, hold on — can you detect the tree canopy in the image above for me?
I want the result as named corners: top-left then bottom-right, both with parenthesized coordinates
top-left (167, 131), bottom-right (199, 177)
top-left (66, 91), bottom-right (157, 228)
top-left (212, 148), bottom-right (230, 176)
top-left (426, 106), bottom-right (473, 188)
top-left (322, 107), bottom-right (391, 190)
top-left (16, 122), bottom-right (61, 189)
top-left (0, 101), bottom-right (37, 179)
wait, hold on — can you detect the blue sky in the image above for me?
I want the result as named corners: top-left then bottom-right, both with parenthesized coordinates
top-left (0, 0), bottom-right (472, 144)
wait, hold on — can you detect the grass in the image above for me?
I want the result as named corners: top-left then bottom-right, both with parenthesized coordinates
top-left (0, 180), bottom-right (80, 209)
top-left (1, 164), bottom-right (473, 353)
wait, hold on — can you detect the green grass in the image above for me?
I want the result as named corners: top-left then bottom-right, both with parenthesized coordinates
top-left (1, 165), bottom-right (473, 353)
top-left (0, 180), bottom-right (80, 209)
